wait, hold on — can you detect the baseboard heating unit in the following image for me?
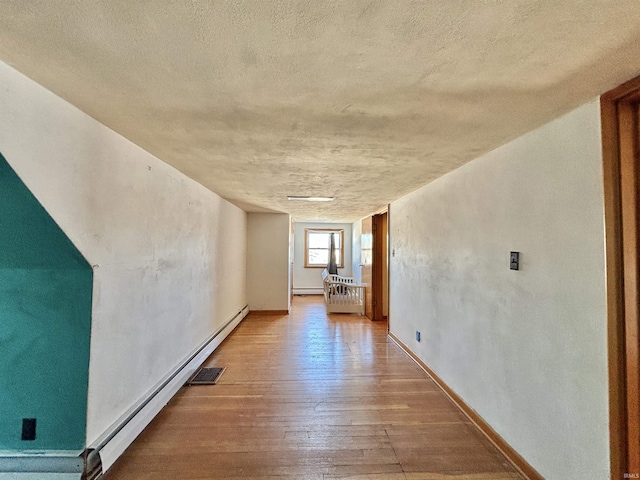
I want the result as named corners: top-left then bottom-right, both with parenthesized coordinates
top-left (82, 304), bottom-right (249, 480)
top-left (0, 453), bottom-right (84, 480)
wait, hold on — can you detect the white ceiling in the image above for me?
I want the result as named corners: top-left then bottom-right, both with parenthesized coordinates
top-left (1, 1), bottom-right (640, 222)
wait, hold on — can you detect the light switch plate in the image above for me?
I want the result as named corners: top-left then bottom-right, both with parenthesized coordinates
top-left (510, 251), bottom-right (520, 270)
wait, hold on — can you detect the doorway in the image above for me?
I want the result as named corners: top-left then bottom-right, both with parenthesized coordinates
top-left (361, 210), bottom-right (388, 322)
top-left (601, 75), bottom-right (640, 478)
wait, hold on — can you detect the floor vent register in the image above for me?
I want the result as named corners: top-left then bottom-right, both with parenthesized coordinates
top-left (186, 367), bottom-right (226, 385)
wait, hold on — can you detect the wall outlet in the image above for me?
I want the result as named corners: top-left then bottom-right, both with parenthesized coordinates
top-left (21, 418), bottom-right (36, 441)
top-left (416, 330), bottom-right (421, 342)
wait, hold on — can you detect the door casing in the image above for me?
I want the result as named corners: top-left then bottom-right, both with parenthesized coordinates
top-left (362, 211), bottom-right (389, 322)
top-left (601, 75), bottom-right (640, 479)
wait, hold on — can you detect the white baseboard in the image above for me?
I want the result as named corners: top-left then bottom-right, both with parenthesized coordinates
top-left (90, 305), bottom-right (249, 476)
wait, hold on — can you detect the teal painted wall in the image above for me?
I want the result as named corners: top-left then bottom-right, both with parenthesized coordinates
top-left (0, 153), bottom-right (92, 451)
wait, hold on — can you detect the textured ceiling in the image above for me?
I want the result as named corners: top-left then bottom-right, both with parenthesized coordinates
top-left (1, 1), bottom-right (640, 222)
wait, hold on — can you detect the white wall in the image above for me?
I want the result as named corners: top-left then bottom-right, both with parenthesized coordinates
top-left (389, 100), bottom-right (608, 480)
top-left (0, 61), bottom-right (248, 446)
top-left (293, 222), bottom-right (352, 294)
top-left (247, 213), bottom-right (291, 311)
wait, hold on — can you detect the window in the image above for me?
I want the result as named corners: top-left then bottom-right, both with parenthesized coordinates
top-left (304, 229), bottom-right (344, 268)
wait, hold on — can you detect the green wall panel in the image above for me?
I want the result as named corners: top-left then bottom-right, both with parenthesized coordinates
top-left (0, 153), bottom-right (92, 451)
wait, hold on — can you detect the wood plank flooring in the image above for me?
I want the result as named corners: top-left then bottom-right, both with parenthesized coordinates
top-left (104, 295), bottom-right (523, 480)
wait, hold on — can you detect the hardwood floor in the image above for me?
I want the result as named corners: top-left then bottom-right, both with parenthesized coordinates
top-left (104, 295), bottom-right (523, 480)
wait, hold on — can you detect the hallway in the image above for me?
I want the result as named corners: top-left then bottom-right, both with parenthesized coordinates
top-left (104, 296), bottom-right (523, 480)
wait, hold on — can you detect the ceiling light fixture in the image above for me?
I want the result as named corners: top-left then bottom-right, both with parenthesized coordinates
top-left (287, 196), bottom-right (334, 202)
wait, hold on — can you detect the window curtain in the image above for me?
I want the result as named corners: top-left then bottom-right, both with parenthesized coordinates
top-left (327, 233), bottom-right (338, 274)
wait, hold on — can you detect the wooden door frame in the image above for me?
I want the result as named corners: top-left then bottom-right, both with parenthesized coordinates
top-left (362, 209), bottom-right (390, 322)
top-left (601, 75), bottom-right (640, 479)
top-left (372, 212), bottom-right (387, 321)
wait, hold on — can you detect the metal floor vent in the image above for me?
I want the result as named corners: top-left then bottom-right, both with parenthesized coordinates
top-left (187, 367), bottom-right (226, 386)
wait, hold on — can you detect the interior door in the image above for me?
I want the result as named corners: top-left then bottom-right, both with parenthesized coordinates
top-left (361, 216), bottom-right (373, 319)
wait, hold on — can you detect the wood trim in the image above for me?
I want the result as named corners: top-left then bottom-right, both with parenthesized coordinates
top-left (602, 75), bottom-right (640, 103)
top-left (602, 77), bottom-right (640, 478)
top-left (373, 205), bottom-right (388, 215)
top-left (632, 103), bottom-right (640, 474)
top-left (304, 228), bottom-right (345, 268)
top-left (386, 205), bottom-right (391, 333)
top-left (388, 332), bottom-right (544, 480)
top-left (601, 94), bottom-right (628, 480)
top-left (619, 101), bottom-right (640, 474)
top-left (248, 310), bottom-right (289, 315)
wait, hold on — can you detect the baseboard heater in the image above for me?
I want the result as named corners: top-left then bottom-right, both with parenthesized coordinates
top-left (292, 288), bottom-right (323, 295)
top-left (83, 304), bottom-right (249, 480)
top-left (0, 453), bottom-right (84, 480)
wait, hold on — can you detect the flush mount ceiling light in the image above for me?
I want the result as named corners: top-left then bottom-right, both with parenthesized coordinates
top-left (287, 196), bottom-right (334, 202)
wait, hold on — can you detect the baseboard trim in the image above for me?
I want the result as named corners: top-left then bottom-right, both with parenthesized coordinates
top-left (387, 332), bottom-right (543, 480)
top-left (86, 304), bottom-right (250, 479)
top-left (249, 309), bottom-right (289, 315)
